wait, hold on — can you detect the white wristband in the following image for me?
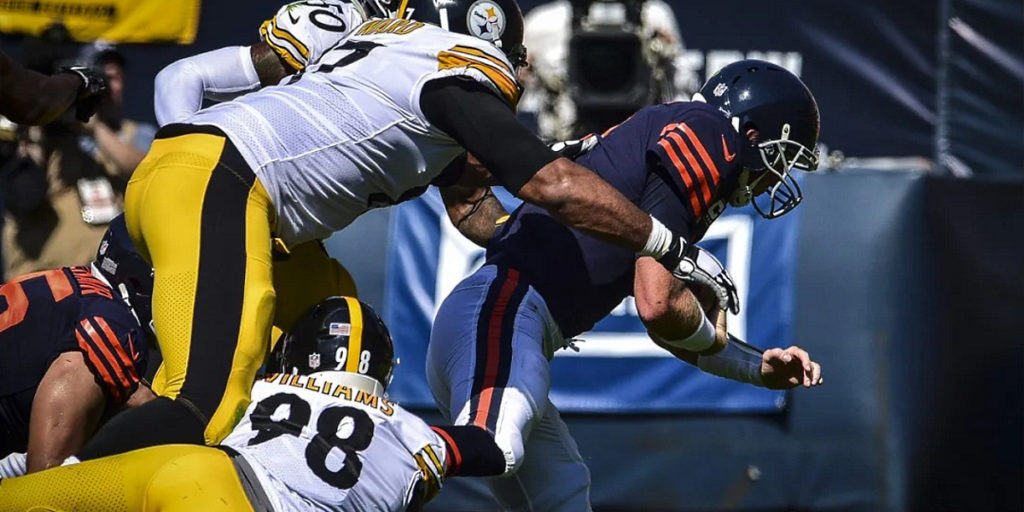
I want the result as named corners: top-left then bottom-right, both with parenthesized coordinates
top-left (640, 215), bottom-right (674, 259)
top-left (652, 308), bottom-right (717, 352)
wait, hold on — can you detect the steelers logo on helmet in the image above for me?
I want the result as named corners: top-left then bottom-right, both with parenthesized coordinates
top-left (466, 0), bottom-right (506, 43)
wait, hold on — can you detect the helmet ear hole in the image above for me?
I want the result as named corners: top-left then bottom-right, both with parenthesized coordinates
top-left (740, 122), bottom-right (759, 144)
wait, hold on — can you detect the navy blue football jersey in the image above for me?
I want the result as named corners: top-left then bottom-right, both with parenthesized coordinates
top-left (0, 266), bottom-right (148, 456)
top-left (486, 102), bottom-right (745, 337)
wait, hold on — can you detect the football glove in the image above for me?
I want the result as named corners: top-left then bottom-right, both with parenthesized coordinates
top-left (658, 239), bottom-right (740, 315)
top-left (60, 66), bottom-right (108, 122)
top-left (548, 135), bottom-right (598, 160)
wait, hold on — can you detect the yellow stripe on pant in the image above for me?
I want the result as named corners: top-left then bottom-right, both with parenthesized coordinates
top-left (124, 129), bottom-right (276, 445)
top-left (0, 445), bottom-right (254, 512)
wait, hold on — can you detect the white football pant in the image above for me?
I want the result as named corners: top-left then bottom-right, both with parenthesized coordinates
top-left (427, 265), bottom-right (592, 512)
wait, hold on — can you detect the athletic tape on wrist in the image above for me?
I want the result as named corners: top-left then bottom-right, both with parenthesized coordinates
top-left (640, 216), bottom-right (674, 258)
top-left (653, 308), bottom-right (716, 352)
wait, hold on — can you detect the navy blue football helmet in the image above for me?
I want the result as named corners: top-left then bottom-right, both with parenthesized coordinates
top-left (93, 215), bottom-right (154, 337)
top-left (697, 59), bottom-right (820, 218)
top-left (270, 296), bottom-right (395, 392)
top-left (397, 0), bottom-right (527, 70)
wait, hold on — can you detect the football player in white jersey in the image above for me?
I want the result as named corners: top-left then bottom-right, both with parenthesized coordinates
top-left (79, 0), bottom-right (731, 462)
top-left (0, 297), bottom-right (508, 512)
top-left (148, 0), bottom-right (391, 403)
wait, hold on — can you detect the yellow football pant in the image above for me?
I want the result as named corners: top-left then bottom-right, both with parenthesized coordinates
top-left (0, 445), bottom-right (253, 512)
top-left (125, 127), bottom-right (355, 445)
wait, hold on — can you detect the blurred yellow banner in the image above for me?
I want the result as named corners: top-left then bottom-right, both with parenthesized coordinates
top-left (0, 0), bottom-right (202, 43)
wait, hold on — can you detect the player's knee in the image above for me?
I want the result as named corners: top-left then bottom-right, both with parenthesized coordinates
top-left (492, 427), bottom-right (526, 475)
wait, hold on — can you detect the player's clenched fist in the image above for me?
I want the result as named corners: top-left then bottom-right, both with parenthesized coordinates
top-left (760, 346), bottom-right (823, 389)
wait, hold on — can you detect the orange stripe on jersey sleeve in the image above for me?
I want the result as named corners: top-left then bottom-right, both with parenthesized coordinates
top-left (45, 270), bottom-right (73, 302)
top-left (680, 123), bottom-right (722, 185)
top-left (93, 316), bottom-right (139, 380)
top-left (431, 426), bottom-right (462, 475)
top-left (75, 330), bottom-right (123, 402)
top-left (666, 131), bottom-right (712, 207)
top-left (79, 319), bottom-right (132, 394)
top-left (657, 138), bottom-right (704, 217)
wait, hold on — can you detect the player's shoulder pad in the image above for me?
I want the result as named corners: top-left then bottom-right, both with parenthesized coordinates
top-left (260, 0), bottom-right (366, 71)
top-left (433, 32), bottom-right (522, 107)
top-left (79, 293), bottom-right (137, 327)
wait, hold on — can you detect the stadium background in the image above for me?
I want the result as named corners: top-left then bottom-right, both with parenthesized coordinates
top-left (1, 0), bottom-right (1022, 510)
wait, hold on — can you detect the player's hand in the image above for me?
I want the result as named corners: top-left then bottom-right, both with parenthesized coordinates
top-left (60, 66), bottom-right (108, 122)
top-left (664, 242), bottom-right (740, 314)
top-left (548, 135), bottom-right (597, 160)
top-left (760, 346), bottom-right (823, 389)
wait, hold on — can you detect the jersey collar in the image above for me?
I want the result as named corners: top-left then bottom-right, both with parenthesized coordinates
top-left (308, 371), bottom-right (385, 397)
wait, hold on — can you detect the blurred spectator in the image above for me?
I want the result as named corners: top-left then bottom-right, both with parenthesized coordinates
top-left (76, 42), bottom-right (155, 179)
top-left (519, 0), bottom-right (698, 140)
top-left (2, 38), bottom-right (155, 278)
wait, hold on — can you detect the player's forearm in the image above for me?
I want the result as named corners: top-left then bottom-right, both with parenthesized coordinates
top-left (518, 158), bottom-right (651, 251)
top-left (441, 185), bottom-right (508, 247)
top-left (636, 257), bottom-right (726, 354)
top-left (637, 278), bottom-right (704, 339)
top-left (26, 411), bottom-right (97, 474)
top-left (155, 46), bottom-right (261, 126)
top-left (2, 71), bottom-right (80, 125)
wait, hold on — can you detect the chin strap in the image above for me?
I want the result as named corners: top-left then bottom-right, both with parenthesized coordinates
top-left (729, 170), bottom-right (754, 207)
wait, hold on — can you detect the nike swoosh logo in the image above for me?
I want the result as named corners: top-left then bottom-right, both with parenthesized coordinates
top-left (127, 333), bottom-right (141, 361)
top-left (721, 135), bottom-right (736, 162)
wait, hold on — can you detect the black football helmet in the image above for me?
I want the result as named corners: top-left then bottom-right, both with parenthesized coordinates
top-left (353, 0), bottom-right (392, 19)
top-left (397, 0), bottom-right (527, 69)
top-left (697, 59), bottom-right (820, 218)
top-left (270, 296), bottom-right (395, 391)
top-left (93, 214), bottom-right (155, 337)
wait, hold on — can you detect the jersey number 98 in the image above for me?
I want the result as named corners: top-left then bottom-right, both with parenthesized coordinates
top-left (248, 392), bottom-right (375, 489)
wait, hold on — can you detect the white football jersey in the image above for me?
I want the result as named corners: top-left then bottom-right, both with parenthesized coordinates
top-left (221, 372), bottom-right (446, 512)
top-left (185, 19), bottom-right (521, 246)
top-left (260, 0), bottom-right (370, 71)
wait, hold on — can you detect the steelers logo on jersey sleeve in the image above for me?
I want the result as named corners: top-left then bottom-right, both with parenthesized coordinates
top-left (466, 0), bottom-right (506, 42)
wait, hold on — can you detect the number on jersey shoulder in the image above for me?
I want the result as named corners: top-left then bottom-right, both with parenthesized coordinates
top-left (261, 1), bottom-right (353, 71)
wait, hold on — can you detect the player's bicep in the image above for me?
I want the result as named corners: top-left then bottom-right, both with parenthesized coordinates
top-left (155, 46), bottom-right (262, 125)
top-left (420, 78), bottom-right (557, 193)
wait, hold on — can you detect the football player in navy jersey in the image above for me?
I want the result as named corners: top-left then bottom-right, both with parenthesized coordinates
top-left (428, 60), bottom-right (825, 511)
top-left (0, 215), bottom-right (153, 475)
